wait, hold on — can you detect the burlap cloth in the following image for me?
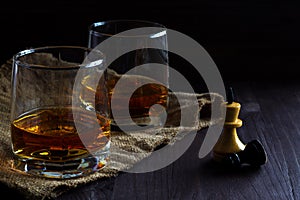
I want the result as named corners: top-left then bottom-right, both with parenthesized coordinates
top-left (0, 59), bottom-right (224, 199)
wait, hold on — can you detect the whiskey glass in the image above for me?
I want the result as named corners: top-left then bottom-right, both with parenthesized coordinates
top-left (10, 46), bottom-right (110, 179)
top-left (88, 19), bottom-right (169, 131)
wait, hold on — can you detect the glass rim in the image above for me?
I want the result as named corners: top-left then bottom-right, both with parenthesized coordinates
top-left (89, 19), bottom-right (167, 38)
top-left (13, 45), bottom-right (105, 70)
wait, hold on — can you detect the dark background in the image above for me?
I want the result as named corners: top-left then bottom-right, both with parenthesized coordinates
top-left (1, 1), bottom-right (300, 198)
top-left (1, 0), bottom-right (300, 83)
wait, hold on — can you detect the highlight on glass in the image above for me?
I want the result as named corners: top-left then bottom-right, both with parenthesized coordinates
top-left (10, 46), bottom-right (110, 179)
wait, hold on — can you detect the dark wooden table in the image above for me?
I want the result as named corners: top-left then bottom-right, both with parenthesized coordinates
top-left (3, 79), bottom-right (300, 199)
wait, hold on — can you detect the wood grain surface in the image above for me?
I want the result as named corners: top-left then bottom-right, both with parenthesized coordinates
top-left (1, 79), bottom-right (300, 200)
top-left (49, 80), bottom-right (300, 200)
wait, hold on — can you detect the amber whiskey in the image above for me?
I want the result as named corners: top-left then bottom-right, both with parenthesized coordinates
top-left (11, 106), bottom-right (110, 162)
top-left (80, 72), bottom-right (168, 125)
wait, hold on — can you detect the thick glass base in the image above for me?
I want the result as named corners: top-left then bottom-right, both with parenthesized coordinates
top-left (13, 143), bottom-right (110, 179)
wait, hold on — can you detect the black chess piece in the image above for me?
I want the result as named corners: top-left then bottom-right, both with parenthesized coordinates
top-left (222, 140), bottom-right (267, 168)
